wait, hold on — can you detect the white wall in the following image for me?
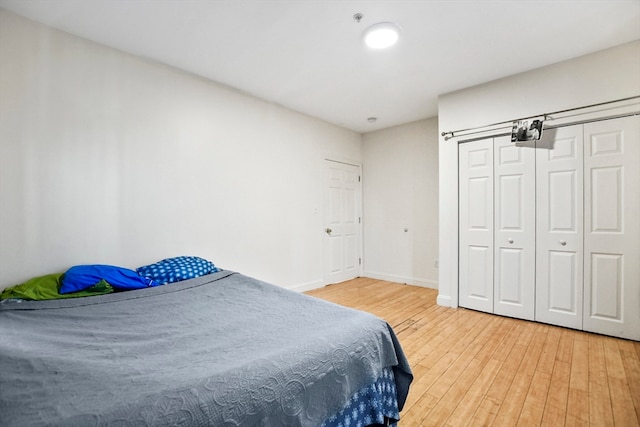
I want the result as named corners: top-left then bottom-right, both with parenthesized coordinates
top-left (362, 117), bottom-right (439, 288)
top-left (0, 10), bottom-right (362, 291)
top-left (437, 40), bottom-right (640, 307)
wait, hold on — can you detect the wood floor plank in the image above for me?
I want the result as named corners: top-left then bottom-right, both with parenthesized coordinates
top-left (471, 395), bottom-right (502, 426)
top-left (485, 323), bottom-right (532, 403)
top-left (306, 278), bottom-right (640, 426)
top-left (555, 328), bottom-right (575, 365)
top-left (493, 322), bottom-right (546, 426)
top-left (517, 326), bottom-right (559, 425)
top-left (541, 360), bottom-right (570, 426)
top-left (602, 336), bottom-right (639, 427)
top-left (518, 370), bottom-right (552, 427)
top-left (588, 335), bottom-right (614, 426)
top-left (565, 388), bottom-right (590, 427)
top-left (443, 357), bottom-right (502, 426)
top-left (473, 317), bottom-right (514, 366)
top-left (537, 326), bottom-right (561, 375)
top-left (409, 352), bottom-right (458, 404)
top-left (423, 358), bottom-right (484, 426)
top-left (618, 340), bottom-right (640, 425)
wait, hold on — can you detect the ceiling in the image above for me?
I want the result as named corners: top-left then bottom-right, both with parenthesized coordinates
top-left (1, 1), bottom-right (639, 133)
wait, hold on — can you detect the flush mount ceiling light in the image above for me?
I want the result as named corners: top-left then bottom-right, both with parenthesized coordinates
top-left (363, 22), bottom-right (401, 49)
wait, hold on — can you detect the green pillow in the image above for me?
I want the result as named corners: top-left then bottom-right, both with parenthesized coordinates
top-left (0, 273), bottom-right (114, 301)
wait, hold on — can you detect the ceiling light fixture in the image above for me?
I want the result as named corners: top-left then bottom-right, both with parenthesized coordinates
top-left (363, 22), bottom-right (400, 49)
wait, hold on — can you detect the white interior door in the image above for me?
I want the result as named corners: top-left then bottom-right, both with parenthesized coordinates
top-left (535, 125), bottom-right (584, 329)
top-left (323, 160), bottom-right (362, 285)
top-left (493, 136), bottom-right (536, 321)
top-left (458, 139), bottom-right (494, 313)
top-left (583, 116), bottom-right (640, 341)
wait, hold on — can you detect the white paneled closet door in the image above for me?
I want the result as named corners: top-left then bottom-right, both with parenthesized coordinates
top-left (458, 115), bottom-right (639, 340)
top-left (459, 136), bottom-right (536, 321)
top-left (493, 137), bottom-right (536, 321)
top-left (583, 116), bottom-right (640, 341)
top-left (459, 139), bottom-right (494, 313)
top-left (535, 126), bottom-right (584, 329)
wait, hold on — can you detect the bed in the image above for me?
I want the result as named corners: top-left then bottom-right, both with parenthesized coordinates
top-left (0, 270), bottom-right (412, 426)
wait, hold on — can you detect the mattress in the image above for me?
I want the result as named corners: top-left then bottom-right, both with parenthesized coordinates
top-left (0, 270), bottom-right (412, 426)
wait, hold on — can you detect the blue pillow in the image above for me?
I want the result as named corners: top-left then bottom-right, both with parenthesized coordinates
top-left (60, 265), bottom-right (158, 294)
top-left (136, 256), bottom-right (219, 285)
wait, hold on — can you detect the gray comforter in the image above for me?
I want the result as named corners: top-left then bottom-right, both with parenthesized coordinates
top-left (0, 271), bottom-right (412, 426)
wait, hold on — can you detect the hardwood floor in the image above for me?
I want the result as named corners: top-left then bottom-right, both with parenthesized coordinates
top-left (306, 277), bottom-right (640, 427)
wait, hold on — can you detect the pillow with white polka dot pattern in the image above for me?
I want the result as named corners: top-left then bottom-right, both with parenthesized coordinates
top-left (136, 256), bottom-right (219, 285)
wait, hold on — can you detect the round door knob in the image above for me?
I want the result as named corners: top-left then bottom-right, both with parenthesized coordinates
top-left (560, 240), bottom-right (567, 246)
top-left (507, 238), bottom-right (514, 244)
top-left (325, 228), bottom-right (332, 235)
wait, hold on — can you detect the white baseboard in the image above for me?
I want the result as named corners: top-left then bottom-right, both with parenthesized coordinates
top-left (362, 271), bottom-right (438, 290)
top-left (289, 279), bottom-right (325, 293)
top-left (436, 294), bottom-right (453, 307)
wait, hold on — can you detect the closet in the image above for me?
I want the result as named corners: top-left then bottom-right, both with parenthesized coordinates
top-left (458, 115), bottom-right (640, 341)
